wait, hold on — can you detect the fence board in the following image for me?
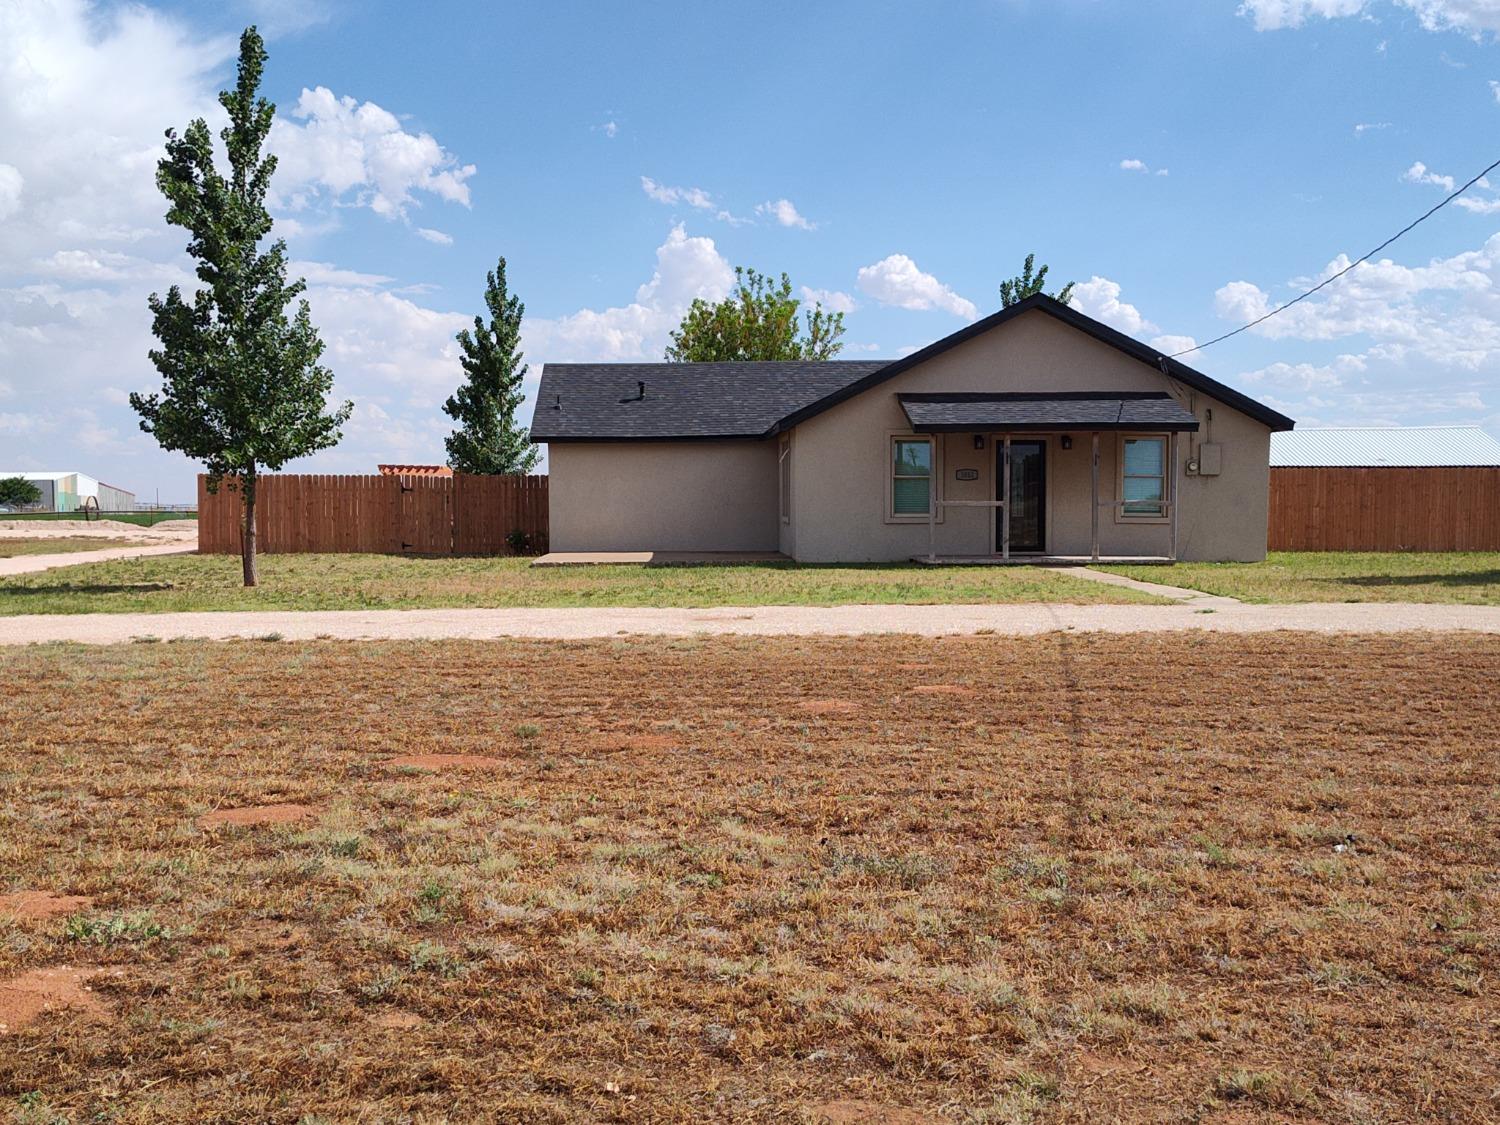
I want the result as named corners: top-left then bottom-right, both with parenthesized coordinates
top-left (197, 473), bottom-right (547, 556)
top-left (1269, 466), bottom-right (1500, 551)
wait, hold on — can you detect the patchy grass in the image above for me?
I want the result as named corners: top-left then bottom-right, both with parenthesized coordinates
top-left (0, 553), bottom-right (1166, 614)
top-left (0, 511), bottom-right (195, 526)
top-left (0, 632), bottom-right (1494, 1121)
top-left (1105, 550), bottom-right (1500, 604)
top-left (0, 537), bottom-right (149, 558)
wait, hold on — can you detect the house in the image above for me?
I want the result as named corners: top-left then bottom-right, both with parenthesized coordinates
top-left (0, 471), bottom-right (135, 513)
top-left (1270, 425), bottom-right (1500, 467)
top-left (530, 295), bottom-right (1295, 563)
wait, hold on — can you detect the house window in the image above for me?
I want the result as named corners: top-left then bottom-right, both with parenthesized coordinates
top-left (1120, 435), bottom-right (1167, 518)
top-left (891, 437), bottom-right (934, 517)
top-left (778, 434), bottom-right (792, 524)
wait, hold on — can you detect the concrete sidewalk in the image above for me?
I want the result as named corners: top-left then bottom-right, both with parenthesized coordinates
top-left (0, 543), bottom-right (197, 578)
top-left (1, 601), bottom-right (1496, 645)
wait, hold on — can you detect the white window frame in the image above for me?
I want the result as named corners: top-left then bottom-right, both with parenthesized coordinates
top-left (778, 432), bottom-right (792, 525)
top-left (886, 432), bottom-right (942, 524)
top-left (1115, 433), bottom-right (1170, 524)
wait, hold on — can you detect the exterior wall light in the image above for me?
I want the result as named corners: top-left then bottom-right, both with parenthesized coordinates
top-left (973, 434), bottom-right (985, 450)
top-left (1060, 435), bottom-right (1073, 450)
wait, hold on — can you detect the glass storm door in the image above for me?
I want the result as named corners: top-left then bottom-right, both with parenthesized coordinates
top-left (998, 440), bottom-right (1046, 552)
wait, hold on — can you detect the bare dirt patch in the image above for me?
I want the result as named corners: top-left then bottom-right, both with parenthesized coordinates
top-left (196, 803), bottom-right (319, 828)
top-left (799, 699), bottom-right (860, 714)
top-left (590, 733), bottom-right (680, 753)
top-left (0, 892), bottom-right (92, 921)
top-left (386, 753), bottom-right (510, 771)
top-left (907, 684), bottom-right (975, 695)
top-left (0, 967), bottom-right (111, 1034)
top-left (0, 634), bottom-right (1495, 1120)
top-left (368, 1009), bottom-right (424, 1029)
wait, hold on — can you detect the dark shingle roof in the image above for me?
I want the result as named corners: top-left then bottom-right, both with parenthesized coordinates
top-left (529, 361), bottom-right (889, 441)
top-left (897, 392), bottom-right (1200, 432)
top-left (529, 296), bottom-right (1294, 441)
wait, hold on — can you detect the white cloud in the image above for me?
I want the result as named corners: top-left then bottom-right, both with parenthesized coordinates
top-left (1068, 276), bottom-right (1159, 337)
top-left (269, 86), bottom-right (476, 222)
top-left (289, 261), bottom-right (394, 287)
top-left (1241, 352), bottom-right (1368, 391)
top-left (757, 198), bottom-right (816, 229)
top-left (800, 286), bottom-right (857, 314)
top-left (1120, 159), bottom-right (1148, 172)
top-left (1354, 121), bottom-right (1392, 134)
top-left (600, 120), bottom-right (618, 138)
top-left (0, 164), bottom-right (22, 221)
top-left (1492, 79), bottom-right (1500, 100)
top-left (1240, 0), bottom-right (1500, 34)
top-left (522, 224), bottom-right (735, 366)
top-left (1149, 334), bottom-right (1200, 356)
top-left (856, 254), bottom-right (978, 320)
top-left (640, 176), bottom-right (716, 211)
top-left (1403, 160), bottom-right (1456, 191)
top-left (415, 227), bottom-right (454, 246)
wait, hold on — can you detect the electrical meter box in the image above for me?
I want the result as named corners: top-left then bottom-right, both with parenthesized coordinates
top-left (1196, 443), bottom-right (1222, 476)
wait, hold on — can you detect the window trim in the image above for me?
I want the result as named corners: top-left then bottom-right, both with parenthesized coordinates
top-left (1115, 432), bottom-right (1170, 524)
top-left (886, 432), bottom-right (942, 524)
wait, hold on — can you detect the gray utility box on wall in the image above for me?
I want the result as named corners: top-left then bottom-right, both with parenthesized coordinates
top-left (1193, 443), bottom-right (1222, 476)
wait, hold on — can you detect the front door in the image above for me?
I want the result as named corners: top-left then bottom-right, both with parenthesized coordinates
top-left (997, 439), bottom-right (1046, 553)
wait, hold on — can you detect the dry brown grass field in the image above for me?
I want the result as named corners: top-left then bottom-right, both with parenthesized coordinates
top-left (0, 633), bottom-right (1495, 1123)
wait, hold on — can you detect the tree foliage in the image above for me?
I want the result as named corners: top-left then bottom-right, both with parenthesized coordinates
top-left (443, 257), bottom-right (539, 474)
top-left (130, 27), bottom-right (349, 587)
top-left (665, 268), bottom-right (845, 362)
top-left (999, 253), bottom-right (1075, 308)
top-left (0, 477), bottom-right (42, 508)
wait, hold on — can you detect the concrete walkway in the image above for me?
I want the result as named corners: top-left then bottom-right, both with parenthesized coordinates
top-left (1, 601), bottom-right (1497, 646)
top-left (1064, 566), bottom-right (1241, 607)
top-left (0, 543), bottom-right (197, 578)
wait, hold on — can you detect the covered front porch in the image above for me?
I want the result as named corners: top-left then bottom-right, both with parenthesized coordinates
top-left (895, 391), bottom-right (1199, 564)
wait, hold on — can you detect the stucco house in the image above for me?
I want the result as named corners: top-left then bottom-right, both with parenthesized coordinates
top-left (530, 295), bottom-right (1295, 563)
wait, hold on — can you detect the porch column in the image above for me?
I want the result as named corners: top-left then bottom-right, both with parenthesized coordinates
top-left (1090, 431), bottom-right (1101, 562)
top-left (1001, 436), bottom-right (1011, 562)
top-left (1169, 430), bottom-right (1180, 561)
top-left (928, 464), bottom-right (936, 563)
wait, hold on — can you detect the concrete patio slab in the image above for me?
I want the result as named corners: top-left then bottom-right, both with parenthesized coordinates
top-left (532, 551), bottom-right (790, 566)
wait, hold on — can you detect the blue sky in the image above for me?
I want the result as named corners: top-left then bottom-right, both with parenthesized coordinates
top-left (3, 0), bottom-right (1500, 501)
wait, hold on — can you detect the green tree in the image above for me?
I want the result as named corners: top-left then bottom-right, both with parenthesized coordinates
top-left (0, 477), bottom-right (42, 509)
top-left (130, 27), bottom-right (350, 588)
top-left (665, 267), bottom-right (845, 361)
top-left (999, 253), bottom-right (1075, 308)
top-left (443, 257), bottom-right (539, 474)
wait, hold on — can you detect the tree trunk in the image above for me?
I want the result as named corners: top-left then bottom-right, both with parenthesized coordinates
top-left (241, 479), bottom-right (259, 587)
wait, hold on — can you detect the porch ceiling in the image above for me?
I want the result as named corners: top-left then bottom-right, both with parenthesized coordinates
top-left (897, 391), bottom-right (1201, 432)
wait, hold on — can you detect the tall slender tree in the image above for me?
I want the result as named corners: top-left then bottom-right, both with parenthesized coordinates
top-left (443, 257), bottom-right (539, 474)
top-left (666, 268), bottom-right (845, 361)
top-left (131, 27), bottom-right (349, 587)
top-left (999, 253), bottom-right (1075, 308)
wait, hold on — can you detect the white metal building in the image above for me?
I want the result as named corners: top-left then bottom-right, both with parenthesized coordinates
top-left (1270, 425), bottom-right (1500, 468)
top-left (0, 471), bottom-right (136, 512)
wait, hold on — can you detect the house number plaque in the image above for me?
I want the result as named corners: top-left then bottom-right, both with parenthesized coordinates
top-left (954, 468), bottom-right (979, 481)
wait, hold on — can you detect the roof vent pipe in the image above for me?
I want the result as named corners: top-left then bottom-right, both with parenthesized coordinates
top-left (554, 394), bottom-right (561, 410)
top-left (638, 380), bottom-right (646, 399)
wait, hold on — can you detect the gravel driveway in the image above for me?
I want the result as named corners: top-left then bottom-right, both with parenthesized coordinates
top-left (1, 601), bottom-right (1497, 645)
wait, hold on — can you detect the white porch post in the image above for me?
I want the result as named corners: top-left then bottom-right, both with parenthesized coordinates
top-left (1001, 436), bottom-right (1011, 562)
top-left (1090, 431), bottom-right (1101, 562)
top-left (1169, 429), bottom-right (1180, 561)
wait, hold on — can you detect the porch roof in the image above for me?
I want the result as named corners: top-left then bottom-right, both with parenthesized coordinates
top-left (897, 391), bottom-right (1201, 432)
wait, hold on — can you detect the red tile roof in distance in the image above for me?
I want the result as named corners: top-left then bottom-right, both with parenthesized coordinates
top-left (377, 464), bottom-right (453, 477)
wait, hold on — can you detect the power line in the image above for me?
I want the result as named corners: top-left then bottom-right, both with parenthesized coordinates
top-left (1170, 153), bottom-right (1500, 359)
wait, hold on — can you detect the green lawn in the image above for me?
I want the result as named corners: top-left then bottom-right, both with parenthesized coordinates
top-left (0, 553), bottom-right (1168, 614)
top-left (1103, 551), bottom-right (1500, 605)
top-left (0, 537), bottom-right (150, 558)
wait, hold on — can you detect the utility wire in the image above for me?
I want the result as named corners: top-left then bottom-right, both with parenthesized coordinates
top-left (1170, 153), bottom-right (1500, 359)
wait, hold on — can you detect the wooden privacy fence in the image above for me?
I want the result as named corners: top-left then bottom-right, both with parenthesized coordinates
top-left (197, 473), bottom-right (548, 556)
top-left (1269, 467), bottom-right (1500, 551)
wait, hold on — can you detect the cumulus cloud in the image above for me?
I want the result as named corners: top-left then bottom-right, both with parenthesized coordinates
top-left (800, 287), bottom-right (858, 314)
top-left (1403, 160), bottom-right (1500, 211)
top-left (757, 198), bottom-right (816, 229)
top-left (856, 254), bottom-right (978, 320)
top-left (1068, 276), bottom-right (1159, 337)
top-left (1120, 158), bottom-right (1169, 177)
top-left (270, 86), bottom-right (476, 223)
top-left (415, 227), bottom-right (454, 245)
top-left (522, 224), bottom-right (735, 367)
top-left (1240, 0), bottom-right (1500, 34)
